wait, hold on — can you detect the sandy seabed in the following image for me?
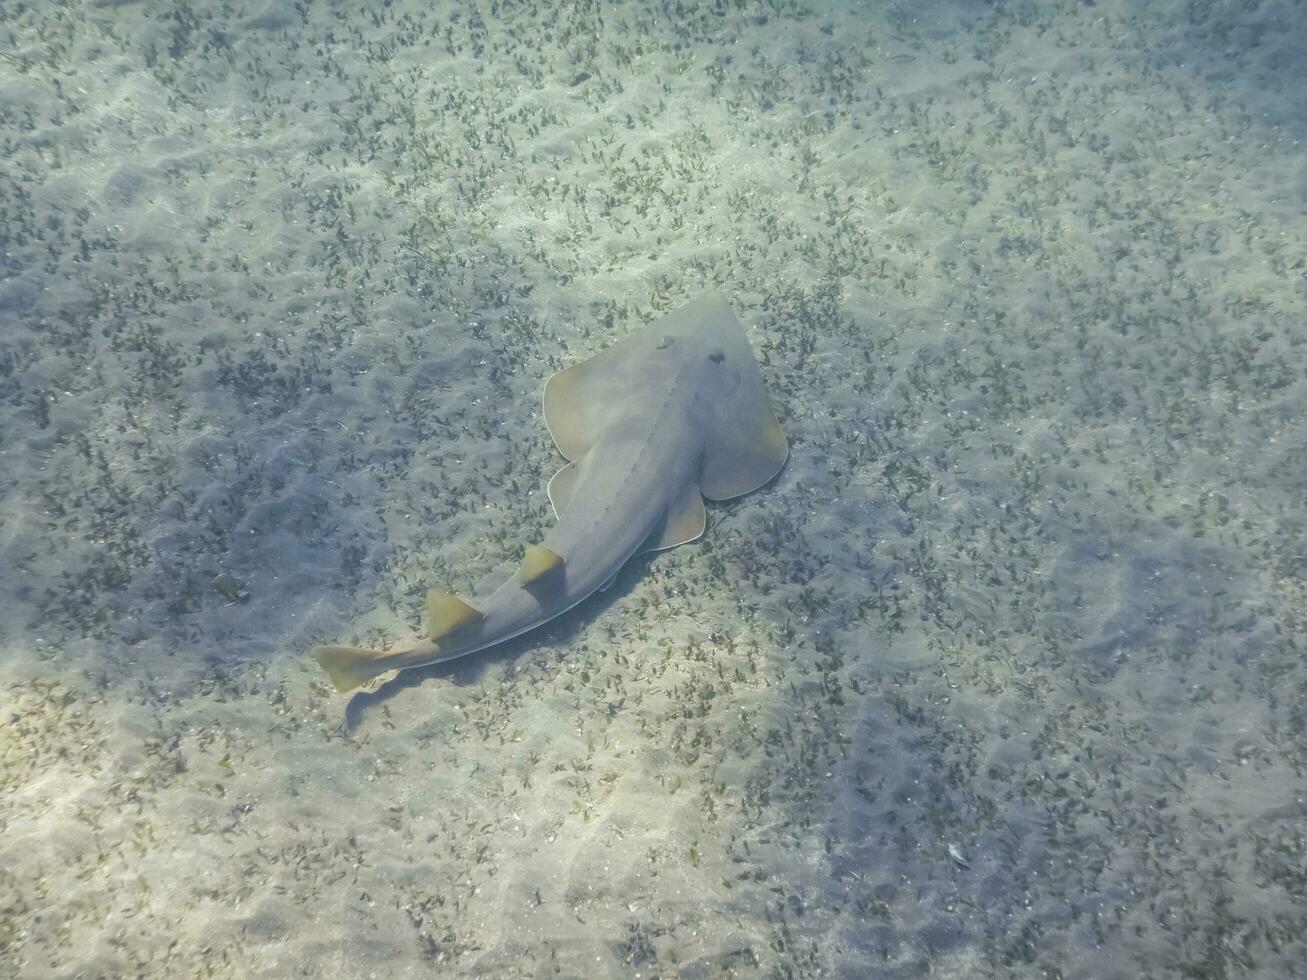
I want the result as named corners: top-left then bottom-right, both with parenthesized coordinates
top-left (2, 0), bottom-right (1305, 977)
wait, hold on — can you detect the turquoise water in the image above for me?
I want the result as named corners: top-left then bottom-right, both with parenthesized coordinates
top-left (2, 1), bottom-right (1304, 977)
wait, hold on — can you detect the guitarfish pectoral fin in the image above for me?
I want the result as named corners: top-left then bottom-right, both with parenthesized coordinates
top-left (542, 295), bottom-right (786, 501)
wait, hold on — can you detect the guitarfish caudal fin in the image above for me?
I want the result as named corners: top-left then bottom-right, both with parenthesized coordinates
top-left (308, 592), bottom-right (485, 693)
top-left (311, 644), bottom-right (394, 694)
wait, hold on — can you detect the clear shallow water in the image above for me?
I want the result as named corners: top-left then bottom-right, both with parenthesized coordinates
top-left (2, 1), bottom-right (1304, 977)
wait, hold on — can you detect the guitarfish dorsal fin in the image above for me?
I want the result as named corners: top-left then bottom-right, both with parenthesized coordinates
top-left (426, 590), bottom-right (484, 640)
top-left (521, 544), bottom-right (564, 585)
